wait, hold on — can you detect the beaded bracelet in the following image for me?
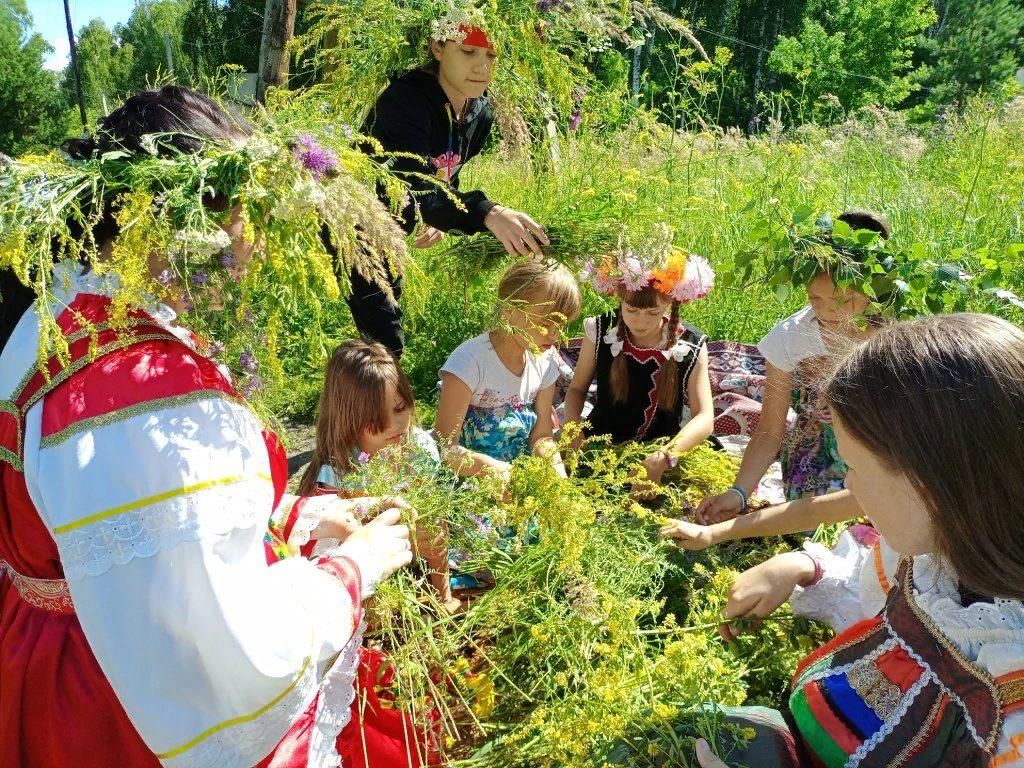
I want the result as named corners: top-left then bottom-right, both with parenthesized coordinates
top-left (726, 484), bottom-right (748, 514)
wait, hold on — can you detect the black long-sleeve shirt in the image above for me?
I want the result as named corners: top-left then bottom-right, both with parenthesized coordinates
top-left (363, 69), bottom-right (495, 235)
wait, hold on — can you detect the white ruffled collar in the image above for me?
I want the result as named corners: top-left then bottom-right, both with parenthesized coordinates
top-left (911, 553), bottom-right (1024, 660)
top-left (602, 322), bottom-right (697, 362)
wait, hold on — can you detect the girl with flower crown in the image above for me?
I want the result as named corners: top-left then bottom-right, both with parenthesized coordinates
top-left (350, 11), bottom-right (549, 356)
top-left (564, 244), bottom-right (717, 488)
top-left (680, 210), bottom-right (890, 530)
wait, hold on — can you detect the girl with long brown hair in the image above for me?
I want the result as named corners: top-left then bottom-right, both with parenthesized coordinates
top-left (692, 313), bottom-right (1024, 768)
top-left (299, 340), bottom-right (459, 611)
top-left (564, 247), bottom-right (717, 489)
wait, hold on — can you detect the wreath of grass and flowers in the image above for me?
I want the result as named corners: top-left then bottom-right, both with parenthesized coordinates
top-left (341, 422), bottom-right (833, 767)
top-left (723, 204), bottom-right (1024, 321)
top-left (0, 120), bottom-right (416, 395)
top-left (291, 0), bottom-right (700, 145)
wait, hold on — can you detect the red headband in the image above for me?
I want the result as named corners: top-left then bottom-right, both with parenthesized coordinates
top-left (458, 24), bottom-right (495, 51)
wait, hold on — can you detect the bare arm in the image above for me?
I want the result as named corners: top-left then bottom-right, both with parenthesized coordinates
top-left (695, 362), bottom-right (794, 524)
top-left (666, 346), bottom-right (715, 456)
top-left (661, 489), bottom-right (861, 550)
top-left (435, 372), bottom-right (512, 479)
top-left (530, 384), bottom-right (567, 478)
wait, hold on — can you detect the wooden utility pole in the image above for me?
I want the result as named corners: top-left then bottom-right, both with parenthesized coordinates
top-left (163, 31), bottom-right (175, 75)
top-left (256, 0), bottom-right (297, 104)
top-left (63, 0), bottom-right (87, 129)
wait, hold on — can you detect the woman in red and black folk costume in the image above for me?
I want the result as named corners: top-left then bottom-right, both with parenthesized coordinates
top-left (0, 87), bottom-right (426, 768)
top-left (691, 314), bottom-right (1024, 768)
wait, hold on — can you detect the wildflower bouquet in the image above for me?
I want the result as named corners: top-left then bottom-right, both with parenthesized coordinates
top-left (0, 123), bottom-right (409, 372)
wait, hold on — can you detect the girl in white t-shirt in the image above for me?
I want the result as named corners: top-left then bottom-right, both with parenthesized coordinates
top-left (690, 210), bottom-right (890, 525)
top-left (435, 259), bottom-right (581, 480)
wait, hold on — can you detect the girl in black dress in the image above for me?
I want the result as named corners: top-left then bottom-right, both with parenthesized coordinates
top-left (564, 248), bottom-right (717, 488)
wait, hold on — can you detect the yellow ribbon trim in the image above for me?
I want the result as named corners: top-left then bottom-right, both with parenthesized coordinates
top-left (52, 473), bottom-right (273, 534)
top-left (155, 654), bottom-right (313, 759)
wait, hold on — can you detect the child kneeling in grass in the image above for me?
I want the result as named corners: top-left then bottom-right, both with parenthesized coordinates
top-left (691, 313), bottom-right (1024, 768)
top-left (297, 339), bottom-right (459, 611)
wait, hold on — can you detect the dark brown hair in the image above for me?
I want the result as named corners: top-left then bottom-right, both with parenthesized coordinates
top-left (298, 340), bottom-right (416, 495)
top-left (63, 85), bottom-right (250, 245)
top-left (825, 313), bottom-right (1024, 599)
top-left (612, 283), bottom-right (682, 411)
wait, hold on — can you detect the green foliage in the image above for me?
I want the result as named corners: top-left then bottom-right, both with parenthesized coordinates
top-left (343, 436), bottom-right (827, 767)
top-left (766, 0), bottom-right (937, 122)
top-left (907, 0), bottom-right (1024, 119)
top-left (290, 0), bottom-right (680, 141)
top-left (0, 0), bottom-right (69, 154)
top-left (61, 19), bottom-right (134, 120)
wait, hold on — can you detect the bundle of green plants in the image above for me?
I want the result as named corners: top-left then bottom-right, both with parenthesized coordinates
top-left (0, 121), bottom-right (412, 395)
top-left (291, 0), bottom-right (700, 141)
top-left (340, 431), bottom-right (832, 767)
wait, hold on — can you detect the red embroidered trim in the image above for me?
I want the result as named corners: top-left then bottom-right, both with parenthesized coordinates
top-left (317, 556), bottom-right (363, 632)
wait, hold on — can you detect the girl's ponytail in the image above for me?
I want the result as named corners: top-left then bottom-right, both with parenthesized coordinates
top-left (610, 306), bottom-right (630, 403)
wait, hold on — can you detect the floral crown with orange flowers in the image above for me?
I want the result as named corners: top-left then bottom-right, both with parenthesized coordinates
top-left (580, 244), bottom-right (715, 304)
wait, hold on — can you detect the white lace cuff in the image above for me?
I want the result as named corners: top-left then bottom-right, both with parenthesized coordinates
top-left (790, 531), bottom-right (873, 632)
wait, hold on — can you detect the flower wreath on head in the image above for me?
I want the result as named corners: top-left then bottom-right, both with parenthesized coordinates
top-left (430, 7), bottom-right (495, 51)
top-left (581, 246), bottom-right (715, 305)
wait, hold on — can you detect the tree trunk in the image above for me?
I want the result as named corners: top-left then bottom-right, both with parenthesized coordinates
top-left (63, 0), bottom-right (87, 129)
top-left (257, 0), bottom-right (297, 104)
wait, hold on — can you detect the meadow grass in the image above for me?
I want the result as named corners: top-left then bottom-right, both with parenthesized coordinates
top-left (264, 100), bottom-right (1024, 420)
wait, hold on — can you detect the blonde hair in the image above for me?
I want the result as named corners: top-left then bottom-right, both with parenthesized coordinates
top-left (497, 259), bottom-right (581, 323)
top-left (298, 340), bottom-right (415, 495)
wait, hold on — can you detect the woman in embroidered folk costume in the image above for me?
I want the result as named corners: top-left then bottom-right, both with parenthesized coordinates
top-left (350, 10), bottom-right (550, 356)
top-left (563, 235), bottom-right (717, 490)
top-left (691, 313), bottom-right (1024, 768)
top-left (0, 87), bottom-right (419, 768)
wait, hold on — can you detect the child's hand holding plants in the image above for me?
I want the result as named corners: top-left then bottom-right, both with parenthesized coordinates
top-left (719, 552), bottom-right (817, 641)
top-left (659, 517), bottom-right (718, 551)
top-left (696, 489), bottom-right (745, 524)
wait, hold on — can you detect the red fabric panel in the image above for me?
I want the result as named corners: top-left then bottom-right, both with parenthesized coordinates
top-left (41, 340), bottom-right (234, 440)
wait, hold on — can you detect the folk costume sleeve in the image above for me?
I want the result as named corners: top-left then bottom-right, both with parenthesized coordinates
top-left (790, 525), bottom-right (899, 632)
top-left (367, 77), bottom-right (495, 235)
top-left (21, 302), bottom-right (374, 768)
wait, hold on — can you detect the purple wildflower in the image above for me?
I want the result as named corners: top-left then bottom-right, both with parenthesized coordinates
top-left (219, 248), bottom-right (236, 270)
top-left (192, 270), bottom-right (209, 286)
top-left (157, 269), bottom-right (173, 287)
top-left (181, 292), bottom-right (194, 313)
top-left (293, 134), bottom-right (339, 180)
top-left (569, 110), bottom-right (582, 131)
top-left (209, 340), bottom-right (225, 357)
top-left (357, 451), bottom-right (371, 464)
top-left (240, 374), bottom-right (263, 399)
top-left (240, 349), bottom-right (259, 374)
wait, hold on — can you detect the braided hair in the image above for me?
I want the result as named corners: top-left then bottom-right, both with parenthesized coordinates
top-left (610, 284), bottom-right (685, 412)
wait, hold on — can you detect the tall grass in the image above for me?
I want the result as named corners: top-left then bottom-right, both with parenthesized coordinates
top-left (263, 99), bottom-right (1024, 419)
